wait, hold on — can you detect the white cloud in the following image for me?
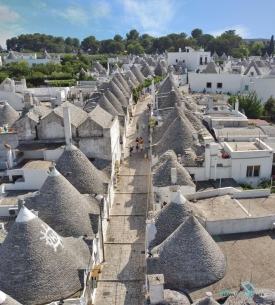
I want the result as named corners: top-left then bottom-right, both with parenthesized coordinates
top-left (210, 25), bottom-right (251, 38)
top-left (0, 4), bottom-right (23, 48)
top-left (31, 1), bottom-right (46, 9)
top-left (0, 4), bottom-right (19, 24)
top-left (120, 0), bottom-right (181, 37)
top-left (54, 1), bottom-right (110, 27)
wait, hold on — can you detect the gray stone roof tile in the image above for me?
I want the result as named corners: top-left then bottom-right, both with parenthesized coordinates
top-left (0, 103), bottom-right (19, 126)
top-left (41, 50), bottom-right (51, 59)
top-left (243, 60), bottom-right (262, 75)
top-left (154, 62), bottom-right (167, 77)
top-left (97, 94), bottom-right (120, 117)
top-left (152, 150), bottom-right (195, 188)
top-left (154, 289), bottom-right (190, 305)
top-left (107, 80), bottom-right (129, 107)
top-left (24, 167), bottom-right (94, 237)
top-left (0, 206), bottom-right (91, 305)
top-left (83, 104), bottom-right (113, 128)
top-left (105, 89), bottom-right (125, 115)
top-left (124, 70), bottom-right (140, 86)
top-left (130, 65), bottom-right (146, 83)
top-left (112, 76), bottom-right (130, 97)
top-left (152, 116), bottom-right (195, 156)
top-left (52, 101), bottom-right (87, 127)
top-left (150, 191), bottom-right (196, 247)
top-left (148, 214), bottom-right (226, 290)
top-left (202, 62), bottom-right (218, 74)
top-left (141, 64), bottom-right (154, 77)
top-left (56, 145), bottom-right (107, 194)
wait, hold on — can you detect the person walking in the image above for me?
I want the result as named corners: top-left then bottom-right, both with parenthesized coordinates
top-left (136, 142), bottom-right (139, 153)
top-left (136, 122), bottom-right (139, 133)
top-left (139, 137), bottom-right (144, 153)
top-left (129, 145), bottom-right (133, 156)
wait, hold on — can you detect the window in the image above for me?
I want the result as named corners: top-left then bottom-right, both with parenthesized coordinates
top-left (250, 71), bottom-right (254, 76)
top-left (245, 85), bottom-right (249, 91)
top-left (246, 165), bottom-right (260, 177)
top-left (206, 82), bottom-right (212, 88)
top-left (200, 57), bottom-right (203, 65)
top-left (217, 83), bottom-right (222, 89)
top-left (205, 57), bottom-right (208, 64)
top-left (176, 59), bottom-right (178, 63)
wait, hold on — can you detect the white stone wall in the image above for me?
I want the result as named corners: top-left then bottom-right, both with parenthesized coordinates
top-left (189, 72), bottom-right (242, 94)
top-left (0, 91), bottom-right (24, 111)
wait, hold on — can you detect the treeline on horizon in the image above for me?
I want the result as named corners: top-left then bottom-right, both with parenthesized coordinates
top-left (5, 29), bottom-right (275, 58)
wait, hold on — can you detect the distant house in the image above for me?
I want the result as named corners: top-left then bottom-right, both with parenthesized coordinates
top-left (4, 50), bottom-right (61, 67)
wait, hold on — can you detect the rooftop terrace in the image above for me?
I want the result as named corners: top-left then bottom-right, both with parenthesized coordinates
top-left (188, 230), bottom-right (275, 302)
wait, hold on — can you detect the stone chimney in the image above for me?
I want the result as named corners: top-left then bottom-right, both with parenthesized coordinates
top-left (235, 99), bottom-right (239, 115)
top-left (147, 274), bottom-right (165, 304)
top-left (171, 168), bottom-right (177, 184)
top-left (208, 96), bottom-right (213, 110)
top-left (62, 106), bottom-right (72, 146)
top-left (24, 92), bottom-right (33, 109)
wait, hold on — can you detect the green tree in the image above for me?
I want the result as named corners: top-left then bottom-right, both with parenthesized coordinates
top-left (126, 29), bottom-right (139, 41)
top-left (114, 35), bottom-right (123, 42)
top-left (197, 34), bottom-right (214, 48)
top-left (191, 28), bottom-right (203, 39)
top-left (228, 92), bottom-right (263, 119)
top-left (127, 42), bottom-right (144, 55)
top-left (269, 35), bottom-right (274, 55)
top-left (81, 36), bottom-right (100, 54)
top-left (264, 95), bottom-right (275, 116)
top-left (251, 42), bottom-right (265, 56)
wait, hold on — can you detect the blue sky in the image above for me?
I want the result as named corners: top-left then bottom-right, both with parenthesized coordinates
top-left (0, 0), bottom-right (275, 48)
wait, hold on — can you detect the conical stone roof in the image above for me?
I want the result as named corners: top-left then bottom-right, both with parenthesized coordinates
top-left (202, 62), bottom-right (218, 74)
top-left (0, 103), bottom-right (19, 126)
top-left (159, 89), bottom-right (181, 109)
top-left (93, 61), bottom-right (104, 72)
top-left (56, 145), bottom-right (107, 194)
top-left (24, 167), bottom-right (94, 237)
top-left (150, 190), bottom-right (194, 247)
top-left (152, 151), bottom-right (195, 188)
top-left (113, 73), bottom-right (131, 93)
top-left (41, 50), bottom-right (51, 59)
top-left (148, 215), bottom-right (226, 289)
top-left (105, 89), bottom-right (125, 115)
top-left (0, 291), bottom-right (22, 305)
top-left (131, 65), bottom-right (146, 83)
top-left (141, 64), bottom-right (154, 77)
top-left (98, 94), bottom-right (120, 117)
top-left (112, 76), bottom-right (130, 97)
top-left (152, 116), bottom-right (195, 156)
top-left (107, 80), bottom-right (128, 107)
top-left (154, 62), bottom-right (167, 77)
top-left (7, 51), bottom-right (17, 60)
top-left (124, 70), bottom-right (140, 86)
top-left (0, 206), bottom-right (91, 305)
top-left (192, 292), bottom-right (219, 305)
top-left (154, 289), bottom-right (190, 305)
top-left (158, 76), bottom-right (183, 97)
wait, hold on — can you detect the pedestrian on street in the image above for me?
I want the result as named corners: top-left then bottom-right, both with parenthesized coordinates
top-left (139, 137), bottom-right (144, 153)
top-left (136, 122), bottom-right (139, 132)
top-left (136, 142), bottom-right (139, 153)
top-left (129, 145), bottom-right (133, 156)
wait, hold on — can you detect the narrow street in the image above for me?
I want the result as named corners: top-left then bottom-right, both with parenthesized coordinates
top-left (95, 98), bottom-right (151, 305)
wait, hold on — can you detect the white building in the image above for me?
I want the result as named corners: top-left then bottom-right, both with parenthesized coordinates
top-left (4, 50), bottom-right (61, 67)
top-left (167, 47), bottom-right (211, 72)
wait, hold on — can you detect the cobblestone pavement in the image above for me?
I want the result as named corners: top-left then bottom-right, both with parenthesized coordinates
top-left (95, 98), bottom-right (151, 305)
